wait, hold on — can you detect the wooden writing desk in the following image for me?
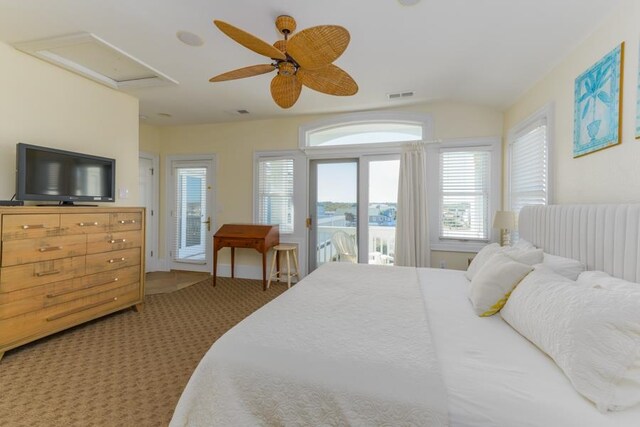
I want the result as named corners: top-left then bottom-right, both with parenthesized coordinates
top-left (213, 224), bottom-right (279, 291)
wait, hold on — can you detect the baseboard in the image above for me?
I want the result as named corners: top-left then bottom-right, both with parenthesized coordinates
top-left (215, 264), bottom-right (263, 280)
top-left (149, 260), bottom-right (302, 281)
top-left (152, 258), bottom-right (171, 272)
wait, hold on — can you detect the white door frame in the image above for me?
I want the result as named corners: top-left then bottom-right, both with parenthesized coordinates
top-left (165, 154), bottom-right (217, 273)
top-left (139, 151), bottom-right (159, 272)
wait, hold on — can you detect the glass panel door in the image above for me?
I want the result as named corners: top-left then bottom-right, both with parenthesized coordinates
top-left (366, 158), bottom-right (400, 265)
top-left (308, 159), bottom-right (358, 271)
top-left (169, 158), bottom-right (215, 272)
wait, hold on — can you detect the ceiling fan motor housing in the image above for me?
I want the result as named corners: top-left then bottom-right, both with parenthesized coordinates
top-left (276, 15), bottom-right (296, 36)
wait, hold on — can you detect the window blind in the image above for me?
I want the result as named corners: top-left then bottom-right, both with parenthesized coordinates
top-left (257, 158), bottom-right (294, 233)
top-left (439, 150), bottom-right (490, 241)
top-left (510, 120), bottom-right (548, 215)
top-left (173, 166), bottom-right (207, 262)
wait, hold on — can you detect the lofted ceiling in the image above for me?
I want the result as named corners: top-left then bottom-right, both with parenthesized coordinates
top-left (0, 0), bottom-right (622, 125)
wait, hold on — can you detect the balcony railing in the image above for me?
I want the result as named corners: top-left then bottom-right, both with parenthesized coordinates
top-left (316, 225), bottom-right (395, 266)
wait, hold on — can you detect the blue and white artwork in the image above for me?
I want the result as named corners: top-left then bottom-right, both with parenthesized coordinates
top-left (574, 43), bottom-right (624, 157)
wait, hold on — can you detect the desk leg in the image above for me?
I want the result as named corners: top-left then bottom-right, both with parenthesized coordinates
top-left (276, 252), bottom-right (280, 282)
top-left (213, 247), bottom-right (218, 287)
top-left (262, 251), bottom-right (267, 291)
top-left (231, 247), bottom-right (235, 278)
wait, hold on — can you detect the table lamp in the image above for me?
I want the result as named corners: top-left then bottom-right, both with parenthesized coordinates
top-left (493, 211), bottom-right (516, 246)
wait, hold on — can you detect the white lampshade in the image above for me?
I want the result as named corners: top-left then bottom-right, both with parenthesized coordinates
top-left (492, 211), bottom-right (516, 230)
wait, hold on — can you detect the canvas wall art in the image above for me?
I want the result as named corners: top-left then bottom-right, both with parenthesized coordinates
top-left (574, 42), bottom-right (624, 157)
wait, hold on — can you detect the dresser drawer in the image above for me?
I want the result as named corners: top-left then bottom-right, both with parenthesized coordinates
top-left (0, 284), bottom-right (140, 346)
top-left (1, 214), bottom-right (61, 241)
top-left (1, 235), bottom-right (87, 267)
top-left (86, 248), bottom-right (140, 274)
top-left (0, 256), bottom-right (85, 293)
top-left (110, 212), bottom-right (142, 232)
top-left (0, 266), bottom-right (140, 320)
top-left (86, 230), bottom-right (142, 254)
top-left (60, 213), bottom-right (110, 235)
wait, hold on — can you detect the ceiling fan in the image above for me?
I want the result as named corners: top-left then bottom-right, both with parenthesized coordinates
top-left (209, 15), bottom-right (358, 108)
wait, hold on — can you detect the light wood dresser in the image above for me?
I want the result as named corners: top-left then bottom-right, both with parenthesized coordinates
top-left (0, 206), bottom-right (145, 361)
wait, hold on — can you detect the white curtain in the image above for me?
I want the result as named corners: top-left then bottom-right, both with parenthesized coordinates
top-left (395, 143), bottom-right (430, 267)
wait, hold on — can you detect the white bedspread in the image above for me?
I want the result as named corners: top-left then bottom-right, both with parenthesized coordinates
top-left (419, 268), bottom-right (640, 427)
top-left (170, 263), bottom-right (449, 426)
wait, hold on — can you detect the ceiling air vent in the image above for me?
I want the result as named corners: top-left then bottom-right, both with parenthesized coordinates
top-left (387, 91), bottom-right (415, 100)
top-left (236, 109), bottom-right (250, 115)
top-left (13, 32), bottom-right (178, 90)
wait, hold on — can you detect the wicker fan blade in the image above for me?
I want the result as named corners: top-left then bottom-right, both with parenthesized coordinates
top-left (209, 64), bottom-right (276, 82)
top-left (214, 20), bottom-right (286, 60)
top-left (287, 25), bottom-right (350, 70)
top-left (270, 74), bottom-right (302, 109)
top-left (298, 65), bottom-right (358, 96)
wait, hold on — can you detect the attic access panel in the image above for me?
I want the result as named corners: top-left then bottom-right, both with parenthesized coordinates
top-left (13, 32), bottom-right (178, 89)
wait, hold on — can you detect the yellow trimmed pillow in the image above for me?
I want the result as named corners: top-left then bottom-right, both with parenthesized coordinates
top-left (468, 253), bottom-right (533, 317)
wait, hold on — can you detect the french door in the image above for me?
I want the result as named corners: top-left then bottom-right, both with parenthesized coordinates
top-left (308, 159), bottom-right (359, 272)
top-left (307, 155), bottom-right (400, 272)
top-left (167, 156), bottom-right (216, 272)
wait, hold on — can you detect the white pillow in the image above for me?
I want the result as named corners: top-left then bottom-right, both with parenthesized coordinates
top-left (577, 270), bottom-right (640, 290)
top-left (502, 246), bottom-right (544, 266)
top-left (468, 253), bottom-right (533, 317)
top-left (512, 239), bottom-right (535, 250)
top-left (502, 269), bottom-right (640, 412)
top-left (538, 253), bottom-right (585, 281)
top-left (465, 243), bottom-right (501, 281)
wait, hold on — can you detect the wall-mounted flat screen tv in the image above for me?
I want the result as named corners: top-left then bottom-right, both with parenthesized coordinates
top-left (16, 143), bottom-right (115, 204)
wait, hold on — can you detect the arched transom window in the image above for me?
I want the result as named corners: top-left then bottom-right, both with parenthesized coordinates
top-left (300, 112), bottom-right (432, 150)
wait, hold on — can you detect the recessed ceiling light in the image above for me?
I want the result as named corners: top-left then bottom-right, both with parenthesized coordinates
top-left (157, 112), bottom-right (172, 118)
top-left (398, 0), bottom-right (421, 5)
top-left (177, 31), bottom-right (204, 47)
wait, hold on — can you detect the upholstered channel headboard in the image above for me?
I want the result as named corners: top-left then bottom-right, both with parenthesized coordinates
top-left (519, 204), bottom-right (640, 283)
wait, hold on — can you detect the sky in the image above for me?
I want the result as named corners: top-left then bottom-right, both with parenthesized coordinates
top-left (317, 160), bottom-right (399, 203)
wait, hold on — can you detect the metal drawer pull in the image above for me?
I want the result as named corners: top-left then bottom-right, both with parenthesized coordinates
top-left (118, 219), bottom-right (136, 224)
top-left (36, 270), bottom-right (61, 277)
top-left (22, 224), bottom-right (45, 229)
top-left (39, 246), bottom-right (62, 252)
top-left (79, 222), bottom-right (99, 227)
top-left (109, 238), bottom-right (127, 244)
top-left (108, 257), bottom-right (126, 263)
top-left (47, 278), bottom-right (119, 298)
top-left (46, 297), bottom-right (118, 321)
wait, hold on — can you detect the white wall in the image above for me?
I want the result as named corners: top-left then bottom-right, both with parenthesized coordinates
top-left (504, 0), bottom-right (640, 204)
top-left (0, 42), bottom-right (140, 204)
top-left (141, 101), bottom-right (503, 272)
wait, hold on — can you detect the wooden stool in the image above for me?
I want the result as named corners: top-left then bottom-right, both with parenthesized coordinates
top-left (267, 244), bottom-right (300, 289)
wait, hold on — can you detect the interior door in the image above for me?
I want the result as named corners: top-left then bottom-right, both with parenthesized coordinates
top-left (168, 157), bottom-right (215, 272)
top-left (308, 159), bottom-right (358, 272)
top-left (138, 156), bottom-right (154, 272)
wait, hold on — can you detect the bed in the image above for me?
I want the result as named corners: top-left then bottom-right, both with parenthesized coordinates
top-left (170, 204), bottom-right (640, 426)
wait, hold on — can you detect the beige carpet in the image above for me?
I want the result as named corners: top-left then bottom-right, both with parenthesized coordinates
top-left (145, 270), bottom-right (212, 295)
top-left (0, 277), bottom-right (288, 427)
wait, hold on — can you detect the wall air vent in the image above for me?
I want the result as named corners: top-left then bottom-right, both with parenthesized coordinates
top-left (387, 91), bottom-right (415, 100)
top-left (13, 32), bottom-right (178, 90)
